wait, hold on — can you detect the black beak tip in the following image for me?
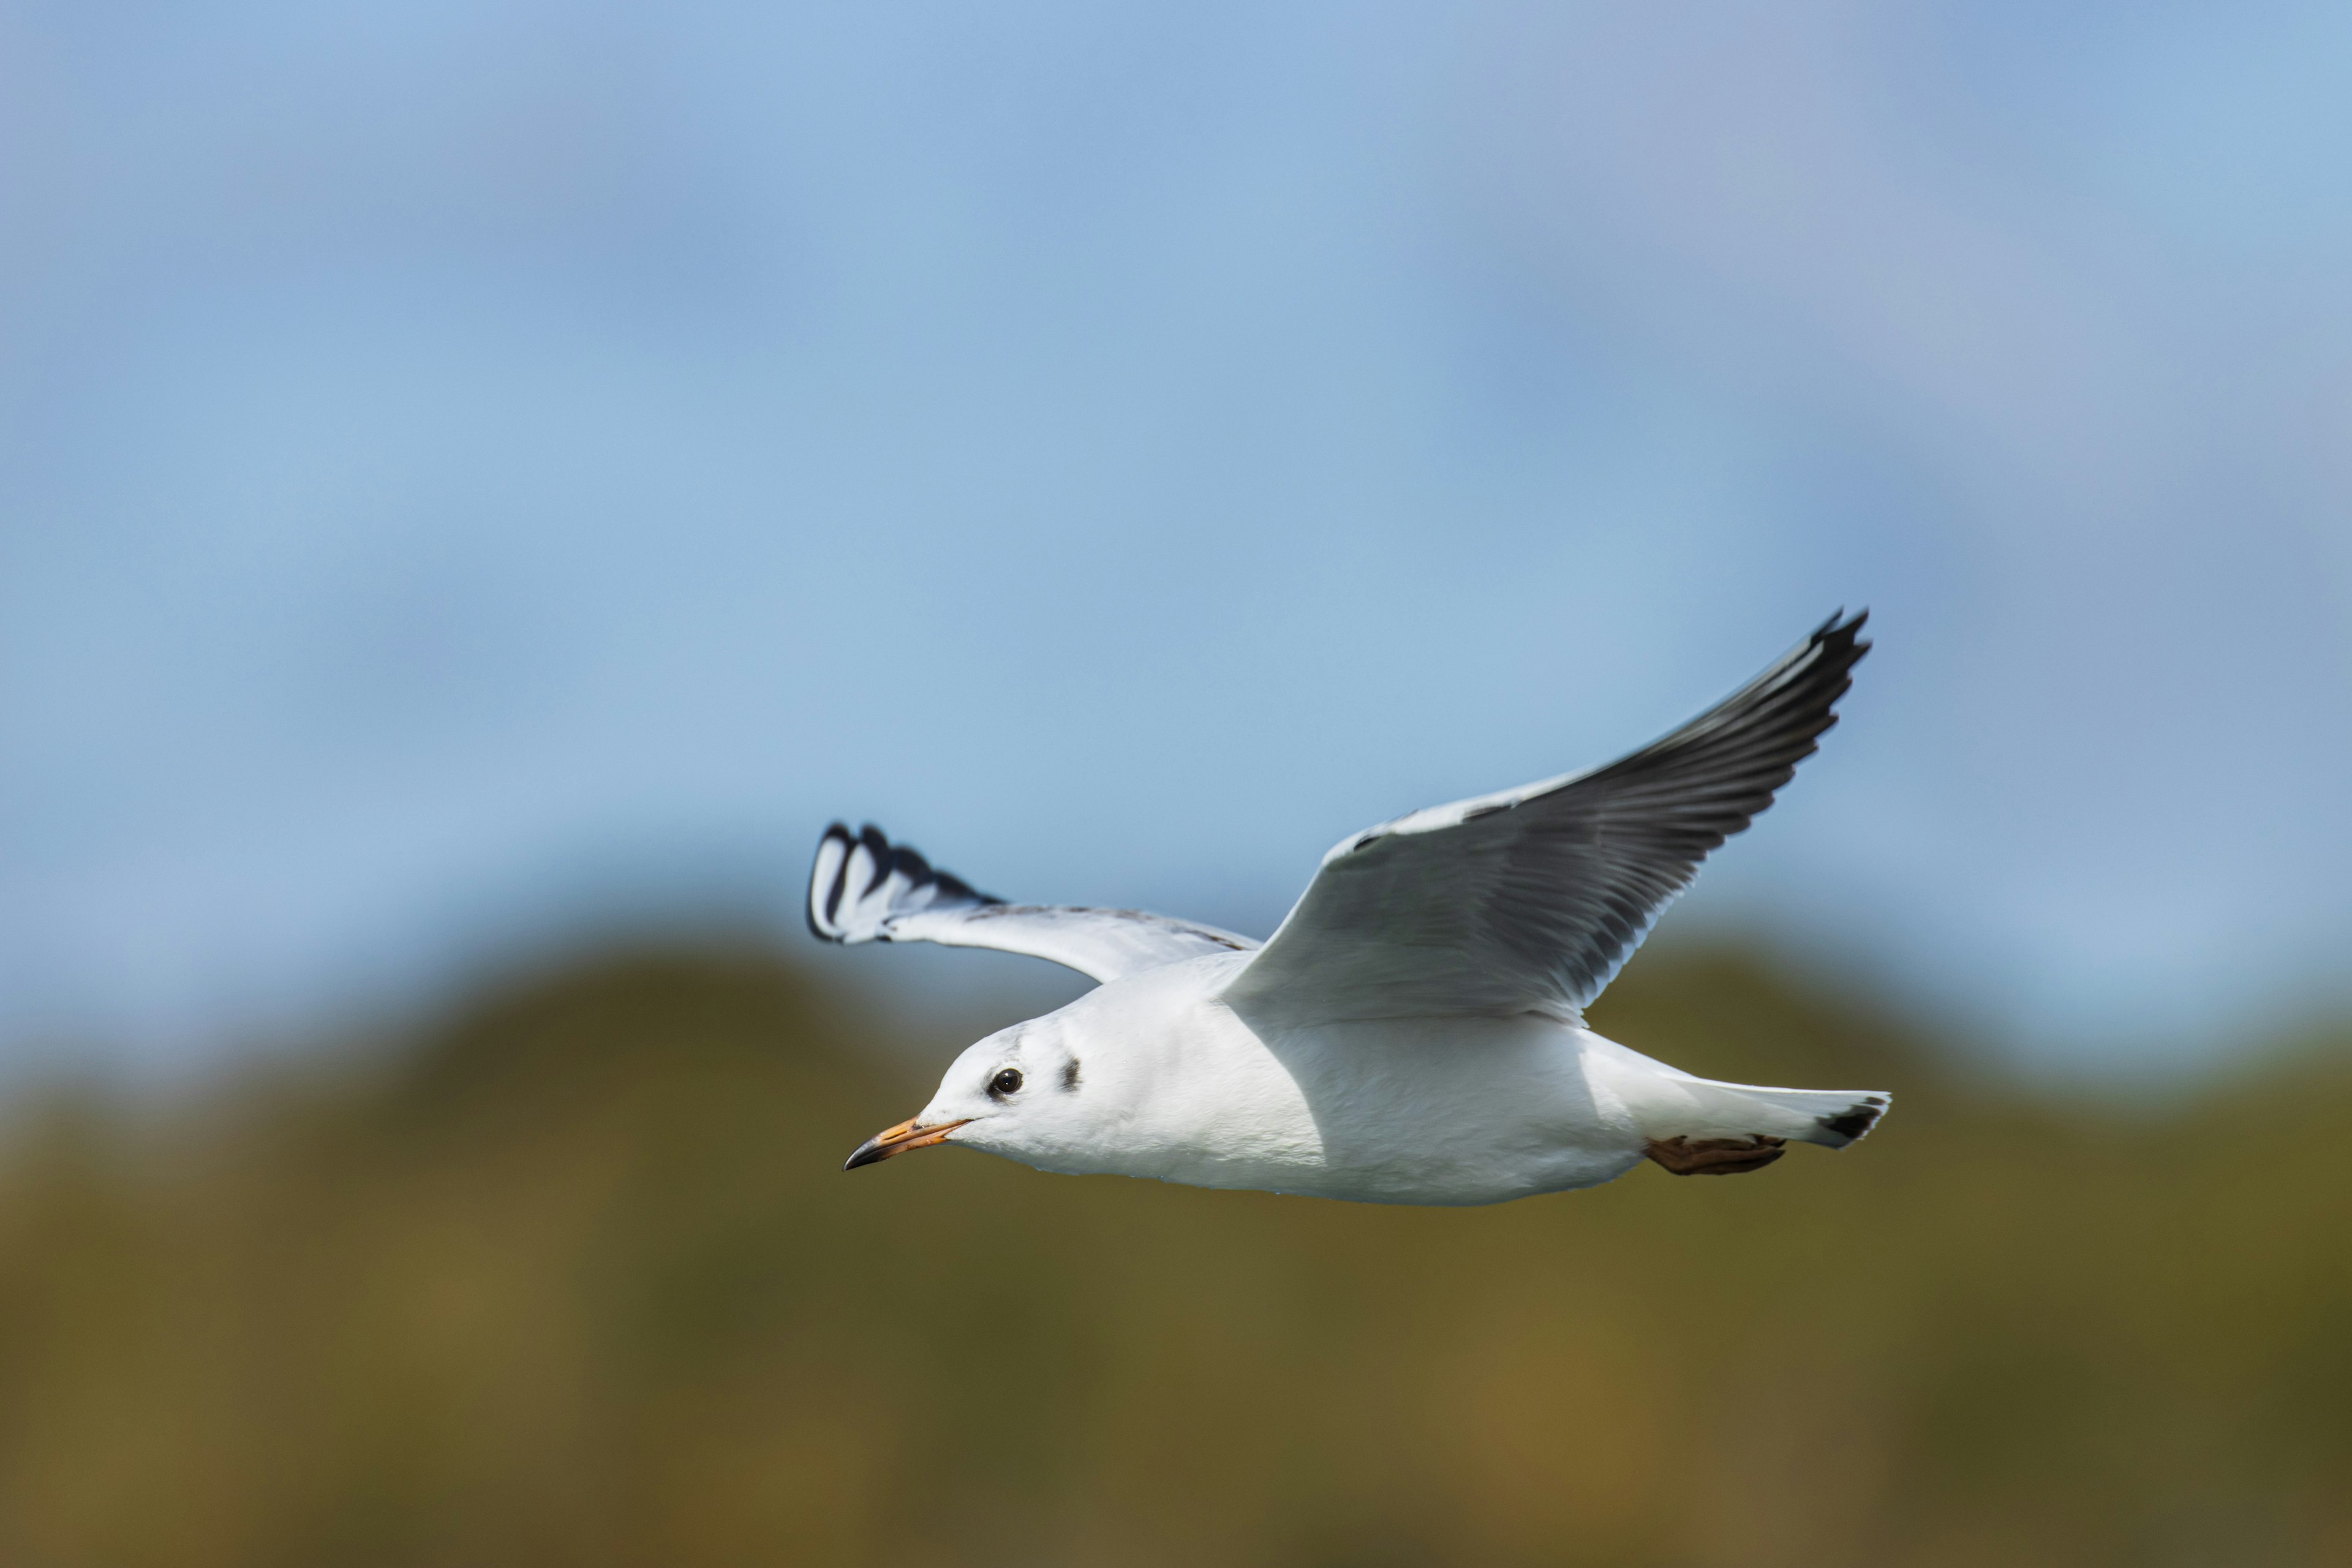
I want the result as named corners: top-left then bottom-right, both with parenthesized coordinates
top-left (842, 1137), bottom-right (886, 1172)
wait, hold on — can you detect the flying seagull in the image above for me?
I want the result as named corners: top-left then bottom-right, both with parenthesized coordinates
top-left (813, 611), bottom-right (1883, 1205)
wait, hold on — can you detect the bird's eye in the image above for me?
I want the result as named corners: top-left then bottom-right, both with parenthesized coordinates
top-left (990, 1068), bottom-right (1023, 1097)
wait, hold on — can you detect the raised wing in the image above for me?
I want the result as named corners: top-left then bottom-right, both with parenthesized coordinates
top-left (1223, 612), bottom-right (1869, 1025)
top-left (806, 823), bottom-right (1256, 984)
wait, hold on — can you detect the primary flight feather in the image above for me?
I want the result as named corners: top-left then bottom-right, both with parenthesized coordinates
top-left (815, 611), bottom-right (1884, 1205)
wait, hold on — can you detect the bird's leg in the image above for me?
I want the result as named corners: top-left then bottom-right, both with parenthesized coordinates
top-left (1645, 1134), bottom-right (1786, 1175)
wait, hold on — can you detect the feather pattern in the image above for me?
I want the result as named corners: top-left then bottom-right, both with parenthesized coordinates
top-left (1223, 611), bottom-right (1871, 1023)
top-left (807, 822), bottom-right (1256, 985)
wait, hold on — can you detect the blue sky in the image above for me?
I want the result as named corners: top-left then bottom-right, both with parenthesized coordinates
top-left (2, 1), bottom-right (2348, 1075)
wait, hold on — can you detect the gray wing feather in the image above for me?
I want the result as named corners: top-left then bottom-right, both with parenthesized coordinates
top-left (807, 823), bottom-right (1256, 985)
top-left (1223, 612), bottom-right (1870, 1023)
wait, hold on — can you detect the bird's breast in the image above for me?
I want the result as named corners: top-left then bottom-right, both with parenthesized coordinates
top-left (1089, 1001), bottom-right (1642, 1204)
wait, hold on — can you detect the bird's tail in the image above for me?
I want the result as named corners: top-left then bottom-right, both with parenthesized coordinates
top-left (1740, 1086), bottom-right (1900, 1147)
top-left (1581, 1036), bottom-right (1889, 1176)
top-left (1623, 1074), bottom-right (1890, 1175)
top-left (1690, 1080), bottom-right (1890, 1148)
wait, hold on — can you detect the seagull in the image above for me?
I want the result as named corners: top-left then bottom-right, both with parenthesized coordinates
top-left (813, 611), bottom-right (1884, 1206)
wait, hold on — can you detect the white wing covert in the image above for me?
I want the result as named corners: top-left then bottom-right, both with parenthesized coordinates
top-left (1223, 612), bottom-right (1870, 1025)
top-left (807, 823), bottom-right (1256, 985)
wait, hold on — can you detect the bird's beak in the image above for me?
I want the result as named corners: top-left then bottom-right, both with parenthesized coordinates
top-left (843, 1117), bottom-right (972, 1172)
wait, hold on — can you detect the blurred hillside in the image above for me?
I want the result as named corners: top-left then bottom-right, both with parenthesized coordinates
top-left (0, 946), bottom-right (2344, 1568)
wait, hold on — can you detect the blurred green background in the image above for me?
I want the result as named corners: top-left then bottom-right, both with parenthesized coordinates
top-left (3, 942), bottom-right (2343, 1567)
top-left (7, 2), bottom-right (2352, 1562)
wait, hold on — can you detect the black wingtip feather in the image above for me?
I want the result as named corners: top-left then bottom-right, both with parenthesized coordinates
top-left (934, 869), bottom-right (1000, 906)
top-left (807, 822), bottom-right (854, 940)
top-left (806, 821), bottom-right (1006, 946)
top-left (1819, 606), bottom-right (1871, 658)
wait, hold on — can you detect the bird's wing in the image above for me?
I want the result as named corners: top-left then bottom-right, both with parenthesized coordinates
top-left (1222, 611), bottom-right (1869, 1025)
top-left (807, 823), bottom-right (1257, 984)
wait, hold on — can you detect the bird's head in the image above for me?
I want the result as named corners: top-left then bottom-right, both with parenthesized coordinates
top-left (842, 1017), bottom-right (1102, 1174)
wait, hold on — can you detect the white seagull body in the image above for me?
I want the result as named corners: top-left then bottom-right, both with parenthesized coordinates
top-left (816, 613), bottom-right (1885, 1206)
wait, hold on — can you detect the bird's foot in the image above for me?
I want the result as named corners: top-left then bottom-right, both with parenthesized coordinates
top-left (1645, 1134), bottom-right (1785, 1175)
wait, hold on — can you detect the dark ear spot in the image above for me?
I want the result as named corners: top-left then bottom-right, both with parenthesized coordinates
top-left (1060, 1059), bottom-right (1081, 1091)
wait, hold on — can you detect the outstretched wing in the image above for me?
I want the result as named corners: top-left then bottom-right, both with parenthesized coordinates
top-left (1223, 611), bottom-right (1870, 1025)
top-left (806, 823), bottom-right (1257, 985)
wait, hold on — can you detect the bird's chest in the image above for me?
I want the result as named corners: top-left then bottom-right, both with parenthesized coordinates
top-left (1110, 1012), bottom-right (1634, 1204)
top-left (1120, 1019), bottom-right (1327, 1179)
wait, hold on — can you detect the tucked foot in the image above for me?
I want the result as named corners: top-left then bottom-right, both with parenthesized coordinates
top-left (1646, 1134), bottom-right (1785, 1176)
